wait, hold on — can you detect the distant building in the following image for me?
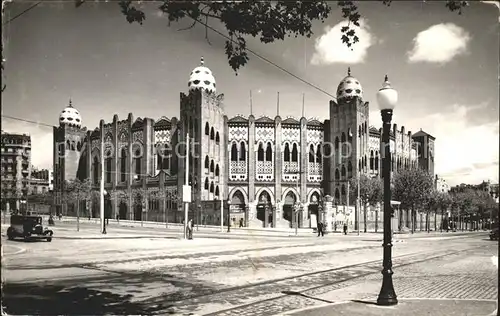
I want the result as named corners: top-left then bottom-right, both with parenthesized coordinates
top-left (52, 59), bottom-right (437, 228)
top-left (30, 168), bottom-right (53, 195)
top-left (450, 180), bottom-right (495, 194)
top-left (435, 175), bottom-right (450, 193)
top-left (1, 130), bottom-right (32, 211)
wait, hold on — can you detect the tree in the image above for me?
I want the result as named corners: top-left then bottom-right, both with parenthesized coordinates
top-left (349, 175), bottom-right (382, 232)
top-left (83, 0), bottom-right (471, 73)
top-left (66, 178), bottom-right (93, 231)
top-left (392, 167), bottom-right (435, 233)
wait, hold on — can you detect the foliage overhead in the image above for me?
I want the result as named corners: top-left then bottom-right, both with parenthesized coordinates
top-left (392, 167), bottom-right (435, 210)
top-left (348, 174), bottom-right (383, 206)
top-left (86, 0), bottom-right (471, 73)
top-left (66, 178), bottom-right (93, 202)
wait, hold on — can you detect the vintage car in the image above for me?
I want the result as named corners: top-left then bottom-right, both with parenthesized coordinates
top-left (6, 215), bottom-right (53, 242)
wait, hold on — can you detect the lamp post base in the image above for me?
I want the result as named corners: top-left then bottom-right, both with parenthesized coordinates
top-left (377, 280), bottom-right (398, 306)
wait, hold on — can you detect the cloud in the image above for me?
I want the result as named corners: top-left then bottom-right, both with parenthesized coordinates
top-left (1, 119), bottom-right (53, 170)
top-left (407, 23), bottom-right (471, 64)
top-left (311, 19), bottom-right (376, 65)
top-left (481, 1), bottom-right (500, 22)
top-left (404, 103), bottom-right (499, 186)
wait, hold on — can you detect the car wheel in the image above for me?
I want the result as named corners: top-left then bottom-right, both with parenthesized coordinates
top-left (46, 232), bottom-right (53, 242)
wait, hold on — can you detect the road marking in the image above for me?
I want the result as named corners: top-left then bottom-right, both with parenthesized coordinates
top-left (1, 245), bottom-right (26, 256)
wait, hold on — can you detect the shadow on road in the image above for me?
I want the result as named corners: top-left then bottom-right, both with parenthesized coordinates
top-left (2, 282), bottom-right (172, 315)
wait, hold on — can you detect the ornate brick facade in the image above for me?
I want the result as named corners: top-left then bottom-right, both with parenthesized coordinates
top-left (52, 62), bottom-right (433, 228)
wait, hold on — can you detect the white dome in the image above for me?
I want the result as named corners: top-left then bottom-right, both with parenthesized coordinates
top-left (59, 99), bottom-right (82, 128)
top-left (336, 67), bottom-right (363, 101)
top-left (188, 57), bottom-right (216, 93)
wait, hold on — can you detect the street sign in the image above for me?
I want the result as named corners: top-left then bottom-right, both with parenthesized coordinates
top-left (182, 185), bottom-right (191, 202)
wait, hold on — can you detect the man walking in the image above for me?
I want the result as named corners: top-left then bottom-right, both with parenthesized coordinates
top-left (317, 221), bottom-right (324, 237)
top-left (187, 219), bottom-right (194, 240)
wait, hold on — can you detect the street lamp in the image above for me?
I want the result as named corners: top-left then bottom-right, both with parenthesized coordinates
top-left (376, 75), bottom-right (398, 306)
top-left (227, 198), bottom-right (231, 232)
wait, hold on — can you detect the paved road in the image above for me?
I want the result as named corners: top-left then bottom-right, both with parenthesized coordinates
top-left (1, 224), bottom-right (494, 315)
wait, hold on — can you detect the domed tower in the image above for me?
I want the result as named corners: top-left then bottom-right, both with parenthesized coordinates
top-left (53, 99), bottom-right (88, 215)
top-left (179, 57), bottom-right (226, 212)
top-left (325, 68), bottom-right (370, 204)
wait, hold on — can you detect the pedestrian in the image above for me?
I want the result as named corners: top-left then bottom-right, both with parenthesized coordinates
top-left (239, 218), bottom-right (244, 228)
top-left (343, 221), bottom-right (348, 235)
top-left (187, 219), bottom-right (193, 239)
top-left (317, 221), bottom-right (324, 237)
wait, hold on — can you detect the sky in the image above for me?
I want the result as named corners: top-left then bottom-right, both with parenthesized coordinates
top-left (1, 1), bottom-right (499, 186)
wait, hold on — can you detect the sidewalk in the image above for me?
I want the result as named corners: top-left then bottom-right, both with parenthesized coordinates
top-left (287, 299), bottom-right (497, 316)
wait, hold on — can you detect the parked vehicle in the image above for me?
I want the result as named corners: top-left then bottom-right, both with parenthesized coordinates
top-left (6, 215), bottom-right (53, 242)
top-left (489, 227), bottom-right (499, 241)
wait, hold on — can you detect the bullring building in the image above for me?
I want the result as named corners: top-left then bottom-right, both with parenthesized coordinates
top-left (52, 58), bottom-right (435, 228)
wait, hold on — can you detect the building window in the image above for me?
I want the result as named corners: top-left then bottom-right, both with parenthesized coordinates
top-left (216, 132), bottom-right (220, 144)
top-left (316, 144), bottom-right (321, 163)
top-left (335, 168), bottom-right (340, 180)
top-left (105, 157), bottom-right (112, 183)
top-left (231, 143), bottom-right (238, 161)
top-left (93, 157), bottom-right (99, 185)
top-left (210, 160), bottom-right (214, 173)
top-left (370, 150), bottom-right (374, 171)
top-left (120, 148), bottom-right (127, 182)
top-left (204, 178), bottom-right (209, 190)
top-left (284, 143), bottom-right (290, 162)
top-left (210, 127), bottom-right (215, 140)
top-left (210, 181), bottom-right (214, 193)
top-left (266, 142), bottom-right (273, 162)
top-left (215, 164), bottom-right (220, 177)
top-left (134, 148), bottom-right (141, 179)
top-left (204, 155), bottom-right (209, 169)
top-left (205, 122), bottom-right (210, 136)
top-left (257, 143), bottom-right (264, 161)
top-left (291, 143), bottom-right (298, 162)
top-left (375, 151), bottom-right (379, 171)
top-left (341, 165), bottom-right (346, 178)
top-left (239, 142), bottom-right (246, 161)
top-left (347, 161), bottom-right (352, 177)
top-left (309, 144), bottom-right (315, 163)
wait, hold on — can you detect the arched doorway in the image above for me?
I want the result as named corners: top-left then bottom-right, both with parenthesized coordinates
top-left (308, 192), bottom-right (320, 228)
top-left (230, 190), bottom-right (246, 227)
top-left (283, 191), bottom-right (297, 228)
top-left (256, 191), bottom-right (272, 227)
top-left (119, 201), bottom-right (128, 220)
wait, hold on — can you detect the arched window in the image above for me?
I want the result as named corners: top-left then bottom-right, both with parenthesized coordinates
top-left (375, 151), bottom-right (379, 171)
top-left (215, 186), bottom-right (220, 197)
top-left (205, 122), bottom-right (210, 135)
top-left (316, 144), bottom-right (322, 163)
top-left (204, 177), bottom-right (209, 190)
top-left (105, 157), bottom-right (112, 183)
top-left (335, 168), bottom-right (340, 180)
top-left (291, 143), bottom-right (298, 162)
top-left (284, 143), bottom-right (290, 162)
top-left (210, 160), bottom-right (214, 173)
top-left (309, 144), bottom-right (315, 162)
top-left (364, 155), bottom-right (367, 168)
top-left (231, 143), bottom-right (238, 161)
top-left (215, 164), bottom-right (220, 177)
top-left (370, 150), bottom-right (374, 170)
top-left (359, 159), bottom-right (362, 171)
top-left (341, 132), bottom-right (346, 154)
top-left (341, 165), bottom-right (346, 178)
top-left (257, 143), bottom-right (264, 161)
top-left (347, 161), bottom-right (352, 177)
top-left (204, 155), bottom-right (209, 169)
top-left (66, 140), bottom-right (71, 151)
top-left (93, 156), bottom-right (99, 185)
top-left (334, 137), bottom-right (339, 152)
top-left (120, 148), bottom-right (127, 182)
top-left (359, 125), bottom-right (362, 135)
top-left (239, 142), bottom-right (246, 161)
top-left (265, 142), bottom-right (272, 161)
top-left (341, 184), bottom-right (346, 196)
top-left (335, 188), bottom-right (340, 201)
top-left (162, 148), bottom-right (170, 170)
top-left (134, 147), bottom-right (141, 178)
top-left (210, 181), bottom-right (214, 193)
top-left (210, 127), bottom-right (215, 140)
top-left (215, 132), bottom-right (220, 144)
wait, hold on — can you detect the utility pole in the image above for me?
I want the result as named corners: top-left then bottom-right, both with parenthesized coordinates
top-left (347, 180), bottom-right (350, 229)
